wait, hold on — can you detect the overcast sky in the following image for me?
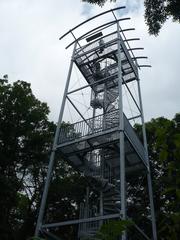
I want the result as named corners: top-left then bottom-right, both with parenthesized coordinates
top-left (0, 0), bottom-right (179, 123)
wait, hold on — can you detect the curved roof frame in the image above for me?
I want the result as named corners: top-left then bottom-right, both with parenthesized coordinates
top-left (59, 6), bottom-right (150, 70)
top-left (65, 17), bottom-right (130, 49)
top-left (59, 6), bottom-right (126, 41)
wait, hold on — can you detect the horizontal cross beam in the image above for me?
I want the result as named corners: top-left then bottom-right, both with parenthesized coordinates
top-left (42, 213), bottom-right (121, 228)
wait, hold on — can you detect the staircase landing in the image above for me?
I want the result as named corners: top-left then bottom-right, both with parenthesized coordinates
top-left (57, 110), bottom-right (148, 175)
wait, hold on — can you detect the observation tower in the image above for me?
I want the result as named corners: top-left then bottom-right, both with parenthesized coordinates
top-left (35, 7), bottom-right (157, 240)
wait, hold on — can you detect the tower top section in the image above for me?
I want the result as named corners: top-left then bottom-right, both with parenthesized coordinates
top-left (59, 7), bottom-right (150, 93)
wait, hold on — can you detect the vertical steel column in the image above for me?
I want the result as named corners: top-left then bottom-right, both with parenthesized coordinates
top-left (85, 186), bottom-right (89, 217)
top-left (85, 186), bottom-right (89, 232)
top-left (137, 78), bottom-right (157, 240)
top-left (117, 22), bottom-right (126, 240)
top-left (35, 42), bottom-right (77, 237)
top-left (100, 191), bottom-right (103, 226)
top-left (92, 90), bottom-right (96, 133)
top-left (103, 82), bottom-right (107, 130)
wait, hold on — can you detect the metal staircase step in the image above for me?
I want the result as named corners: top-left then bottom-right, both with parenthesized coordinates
top-left (103, 187), bottom-right (119, 194)
top-left (103, 184), bottom-right (115, 192)
top-left (104, 207), bottom-right (119, 213)
top-left (104, 196), bottom-right (120, 202)
top-left (104, 202), bottom-right (116, 207)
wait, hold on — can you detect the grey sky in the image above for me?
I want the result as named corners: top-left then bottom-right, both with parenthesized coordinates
top-left (0, 0), bottom-right (179, 123)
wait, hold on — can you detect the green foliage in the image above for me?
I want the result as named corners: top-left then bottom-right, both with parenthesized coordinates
top-left (144, 0), bottom-right (167, 35)
top-left (1, 77), bottom-right (179, 239)
top-left (144, 0), bottom-right (180, 35)
top-left (135, 114), bottom-right (180, 239)
top-left (0, 77), bottom-right (88, 240)
top-left (96, 220), bottom-right (133, 240)
top-left (82, 220), bottom-right (133, 240)
top-left (0, 77), bottom-right (89, 240)
top-left (0, 78), bottom-right (56, 240)
top-left (82, 0), bottom-right (115, 7)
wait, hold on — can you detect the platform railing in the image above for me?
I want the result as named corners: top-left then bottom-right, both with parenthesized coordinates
top-left (75, 31), bottom-right (118, 61)
top-left (58, 109), bottom-right (119, 144)
top-left (124, 116), bottom-right (146, 163)
top-left (58, 110), bottom-right (146, 163)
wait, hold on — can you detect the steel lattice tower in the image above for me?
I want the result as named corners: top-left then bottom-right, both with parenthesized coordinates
top-left (35, 7), bottom-right (157, 240)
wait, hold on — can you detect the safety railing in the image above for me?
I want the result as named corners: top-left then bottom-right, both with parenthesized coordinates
top-left (84, 151), bottom-right (113, 184)
top-left (78, 203), bottom-right (100, 239)
top-left (58, 109), bottom-right (119, 144)
top-left (58, 110), bottom-right (146, 163)
top-left (124, 116), bottom-right (146, 163)
top-left (75, 31), bottom-right (118, 61)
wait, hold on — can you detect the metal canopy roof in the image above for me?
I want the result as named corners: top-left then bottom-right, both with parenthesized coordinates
top-left (59, 6), bottom-right (151, 72)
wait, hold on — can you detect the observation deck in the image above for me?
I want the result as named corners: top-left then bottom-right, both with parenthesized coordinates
top-left (57, 110), bottom-right (148, 177)
top-left (74, 30), bottom-right (139, 92)
top-left (57, 6), bottom-right (150, 179)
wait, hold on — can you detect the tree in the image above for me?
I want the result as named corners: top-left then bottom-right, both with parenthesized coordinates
top-left (144, 0), bottom-right (180, 35)
top-left (95, 220), bottom-right (133, 240)
top-left (82, 0), bottom-right (113, 7)
top-left (43, 171), bottom-right (87, 239)
top-left (0, 77), bottom-right (88, 240)
top-left (0, 77), bottom-right (55, 240)
top-left (82, 220), bottom-right (133, 240)
top-left (135, 114), bottom-right (180, 239)
top-left (1, 77), bottom-right (179, 239)
top-left (82, 0), bottom-right (180, 35)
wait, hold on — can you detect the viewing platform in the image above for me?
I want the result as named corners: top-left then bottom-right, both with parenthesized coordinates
top-left (57, 110), bottom-right (148, 175)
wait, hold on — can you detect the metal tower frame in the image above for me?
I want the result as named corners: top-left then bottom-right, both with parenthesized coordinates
top-left (35, 7), bottom-right (157, 240)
